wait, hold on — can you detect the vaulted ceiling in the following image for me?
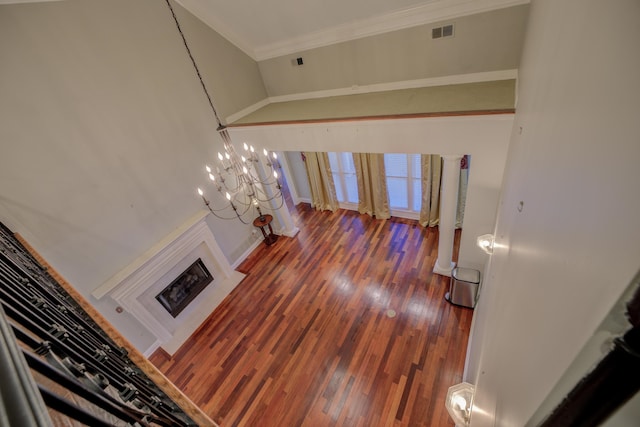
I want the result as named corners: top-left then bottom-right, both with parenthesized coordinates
top-left (175, 0), bottom-right (529, 60)
top-left (0, 0), bottom-right (529, 61)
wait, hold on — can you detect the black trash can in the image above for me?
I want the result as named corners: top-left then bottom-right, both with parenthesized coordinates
top-left (445, 267), bottom-right (480, 308)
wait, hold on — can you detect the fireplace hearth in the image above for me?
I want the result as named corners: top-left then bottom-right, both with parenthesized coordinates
top-left (155, 258), bottom-right (213, 318)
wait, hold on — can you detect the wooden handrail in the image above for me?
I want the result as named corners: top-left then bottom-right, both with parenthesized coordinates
top-left (229, 109), bottom-right (515, 127)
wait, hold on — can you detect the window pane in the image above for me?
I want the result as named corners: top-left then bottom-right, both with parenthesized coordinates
top-left (328, 152), bottom-right (359, 204)
top-left (333, 173), bottom-right (344, 202)
top-left (412, 178), bottom-right (421, 212)
top-left (345, 174), bottom-right (359, 203)
top-left (341, 152), bottom-right (356, 173)
top-left (328, 152), bottom-right (339, 171)
top-left (411, 154), bottom-right (421, 179)
top-left (387, 177), bottom-right (408, 209)
top-left (384, 154), bottom-right (408, 177)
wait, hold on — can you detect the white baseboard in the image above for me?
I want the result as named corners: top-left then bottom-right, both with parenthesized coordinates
top-left (143, 340), bottom-right (162, 358)
top-left (231, 239), bottom-right (263, 269)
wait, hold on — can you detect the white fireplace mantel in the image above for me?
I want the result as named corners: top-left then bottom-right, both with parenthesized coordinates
top-left (92, 211), bottom-right (245, 355)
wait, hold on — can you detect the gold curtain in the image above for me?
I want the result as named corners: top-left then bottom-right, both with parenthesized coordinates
top-left (303, 152), bottom-right (339, 212)
top-left (353, 153), bottom-right (390, 219)
top-left (419, 154), bottom-right (442, 227)
top-left (419, 154), bottom-right (469, 228)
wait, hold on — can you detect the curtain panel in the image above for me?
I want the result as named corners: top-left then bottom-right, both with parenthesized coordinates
top-left (303, 152), bottom-right (339, 212)
top-left (419, 154), bottom-right (442, 227)
top-left (419, 154), bottom-right (469, 228)
top-left (353, 153), bottom-right (390, 219)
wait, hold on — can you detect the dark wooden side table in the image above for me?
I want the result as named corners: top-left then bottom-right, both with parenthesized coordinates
top-left (253, 214), bottom-right (278, 246)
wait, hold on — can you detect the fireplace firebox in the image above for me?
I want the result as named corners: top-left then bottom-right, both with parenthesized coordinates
top-left (155, 259), bottom-right (213, 318)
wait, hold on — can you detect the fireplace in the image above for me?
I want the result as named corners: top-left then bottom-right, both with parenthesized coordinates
top-left (92, 211), bottom-right (246, 356)
top-left (155, 258), bottom-right (213, 318)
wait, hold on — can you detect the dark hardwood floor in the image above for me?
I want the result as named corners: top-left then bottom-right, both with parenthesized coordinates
top-left (150, 196), bottom-right (472, 426)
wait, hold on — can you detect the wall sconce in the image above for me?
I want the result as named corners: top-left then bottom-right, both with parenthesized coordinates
top-left (445, 382), bottom-right (475, 426)
top-left (476, 234), bottom-right (495, 254)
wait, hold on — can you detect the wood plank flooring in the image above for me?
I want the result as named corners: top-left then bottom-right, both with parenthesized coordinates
top-left (150, 201), bottom-right (472, 426)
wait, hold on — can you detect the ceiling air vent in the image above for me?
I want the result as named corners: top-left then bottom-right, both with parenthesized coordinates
top-left (432, 23), bottom-right (455, 39)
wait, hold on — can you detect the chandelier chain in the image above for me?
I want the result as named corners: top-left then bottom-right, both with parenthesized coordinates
top-left (165, 0), bottom-right (224, 128)
top-left (166, 0), bottom-right (285, 227)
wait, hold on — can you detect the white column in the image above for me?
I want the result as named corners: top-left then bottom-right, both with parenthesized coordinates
top-left (433, 154), bottom-right (462, 276)
top-left (275, 152), bottom-right (300, 237)
top-left (272, 194), bottom-right (299, 237)
top-left (255, 155), bottom-right (299, 237)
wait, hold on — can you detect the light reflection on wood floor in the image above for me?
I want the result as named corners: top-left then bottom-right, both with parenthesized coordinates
top-left (150, 199), bottom-right (471, 427)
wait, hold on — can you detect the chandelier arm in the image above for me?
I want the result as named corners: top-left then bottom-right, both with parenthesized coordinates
top-left (258, 196), bottom-right (285, 212)
top-left (252, 185), bottom-right (283, 202)
top-left (205, 197), bottom-right (254, 224)
top-left (201, 197), bottom-right (242, 215)
top-left (218, 181), bottom-right (243, 194)
top-left (253, 195), bottom-right (283, 205)
top-left (203, 203), bottom-right (250, 222)
top-left (249, 175), bottom-right (279, 187)
top-left (229, 204), bottom-right (252, 225)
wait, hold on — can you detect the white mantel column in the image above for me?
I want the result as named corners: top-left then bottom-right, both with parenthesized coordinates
top-left (433, 154), bottom-right (463, 277)
top-left (271, 194), bottom-right (299, 237)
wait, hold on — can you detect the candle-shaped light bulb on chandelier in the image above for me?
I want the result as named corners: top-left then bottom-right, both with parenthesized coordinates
top-left (196, 127), bottom-right (285, 224)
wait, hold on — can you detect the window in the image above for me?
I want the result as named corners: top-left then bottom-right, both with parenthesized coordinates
top-left (384, 153), bottom-right (421, 214)
top-left (327, 152), bottom-right (358, 204)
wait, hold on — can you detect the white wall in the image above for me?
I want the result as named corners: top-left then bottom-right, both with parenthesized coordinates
top-left (229, 114), bottom-right (513, 272)
top-left (466, 0), bottom-right (640, 425)
top-left (0, 0), bottom-right (267, 351)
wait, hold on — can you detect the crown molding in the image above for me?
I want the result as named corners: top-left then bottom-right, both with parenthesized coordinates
top-left (226, 97), bottom-right (270, 125)
top-left (175, 0), bottom-right (256, 59)
top-left (254, 0), bottom-right (530, 61)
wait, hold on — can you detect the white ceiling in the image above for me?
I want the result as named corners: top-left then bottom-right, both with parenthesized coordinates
top-left (176, 0), bottom-right (529, 60)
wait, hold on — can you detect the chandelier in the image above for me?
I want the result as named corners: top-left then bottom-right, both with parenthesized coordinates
top-left (197, 126), bottom-right (284, 224)
top-left (165, 0), bottom-right (284, 225)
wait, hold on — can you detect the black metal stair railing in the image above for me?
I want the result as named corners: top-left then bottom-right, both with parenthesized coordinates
top-left (0, 222), bottom-right (198, 426)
